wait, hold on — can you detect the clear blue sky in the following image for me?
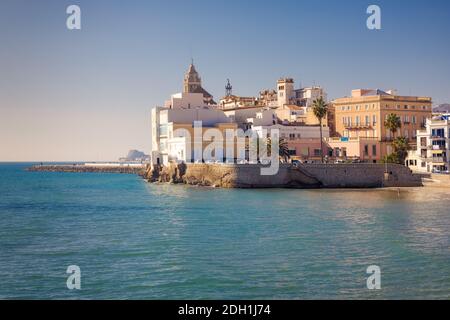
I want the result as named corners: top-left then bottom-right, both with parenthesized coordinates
top-left (1, 0), bottom-right (450, 161)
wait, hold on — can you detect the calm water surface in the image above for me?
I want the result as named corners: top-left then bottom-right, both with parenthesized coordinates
top-left (0, 163), bottom-right (449, 299)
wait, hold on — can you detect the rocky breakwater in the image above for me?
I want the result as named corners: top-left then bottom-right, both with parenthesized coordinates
top-left (145, 163), bottom-right (322, 188)
top-left (28, 164), bottom-right (146, 175)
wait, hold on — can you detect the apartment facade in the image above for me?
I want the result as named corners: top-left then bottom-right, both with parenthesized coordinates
top-left (406, 115), bottom-right (450, 173)
top-left (332, 89), bottom-right (433, 161)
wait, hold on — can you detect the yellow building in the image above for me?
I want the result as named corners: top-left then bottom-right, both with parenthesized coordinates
top-left (332, 89), bottom-right (432, 161)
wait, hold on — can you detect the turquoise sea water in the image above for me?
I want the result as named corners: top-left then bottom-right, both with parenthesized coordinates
top-left (0, 163), bottom-right (449, 299)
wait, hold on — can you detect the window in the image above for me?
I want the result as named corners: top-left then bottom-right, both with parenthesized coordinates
top-left (159, 141), bottom-right (167, 152)
top-left (314, 149), bottom-right (321, 157)
top-left (432, 128), bottom-right (445, 138)
top-left (433, 140), bottom-right (445, 147)
top-left (289, 149), bottom-right (297, 156)
top-left (412, 115), bottom-right (416, 124)
top-left (373, 115), bottom-right (377, 125)
top-left (159, 124), bottom-right (168, 136)
top-left (365, 115), bottom-right (370, 125)
top-left (372, 145), bottom-right (377, 156)
top-left (404, 115), bottom-right (410, 124)
top-left (364, 145), bottom-right (369, 156)
top-left (420, 137), bottom-right (427, 147)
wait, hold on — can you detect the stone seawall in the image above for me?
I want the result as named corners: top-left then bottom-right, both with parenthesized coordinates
top-left (299, 164), bottom-right (422, 188)
top-left (146, 163), bottom-right (422, 189)
top-left (27, 165), bottom-right (146, 175)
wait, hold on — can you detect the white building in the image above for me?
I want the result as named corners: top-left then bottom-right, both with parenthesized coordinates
top-left (164, 92), bottom-right (206, 110)
top-left (252, 124), bottom-right (330, 141)
top-left (406, 115), bottom-right (450, 173)
top-left (223, 106), bottom-right (276, 130)
top-left (294, 86), bottom-right (328, 108)
top-left (277, 78), bottom-right (295, 106)
top-left (151, 107), bottom-right (234, 165)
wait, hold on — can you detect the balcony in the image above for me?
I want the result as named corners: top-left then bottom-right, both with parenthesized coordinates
top-left (428, 145), bottom-right (446, 150)
top-left (344, 124), bottom-right (372, 130)
top-left (432, 157), bottom-right (448, 163)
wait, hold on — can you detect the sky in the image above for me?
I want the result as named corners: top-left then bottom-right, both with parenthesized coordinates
top-left (1, 0), bottom-right (450, 161)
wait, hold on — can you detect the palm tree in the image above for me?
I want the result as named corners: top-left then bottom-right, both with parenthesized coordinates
top-left (267, 138), bottom-right (291, 163)
top-left (312, 97), bottom-right (328, 163)
top-left (384, 113), bottom-right (402, 140)
top-left (391, 136), bottom-right (410, 164)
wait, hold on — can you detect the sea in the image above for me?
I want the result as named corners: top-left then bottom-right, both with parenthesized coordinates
top-left (0, 162), bottom-right (449, 299)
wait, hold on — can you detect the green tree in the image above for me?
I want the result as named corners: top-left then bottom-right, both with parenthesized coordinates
top-left (383, 137), bottom-right (410, 164)
top-left (384, 113), bottom-right (402, 140)
top-left (392, 136), bottom-right (410, 164)
top-left (267, 137), bottom-right (291, 163)
top-left (312, 97), bottom-right (328, 163)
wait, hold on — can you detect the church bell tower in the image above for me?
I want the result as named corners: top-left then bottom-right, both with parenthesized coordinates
top-left (183, 60), bottom-right (202, 93)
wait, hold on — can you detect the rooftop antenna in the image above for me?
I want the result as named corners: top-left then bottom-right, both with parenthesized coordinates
top-left (225, 79), bottom-right (233, 96)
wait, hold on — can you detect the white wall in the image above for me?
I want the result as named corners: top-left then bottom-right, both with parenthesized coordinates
top-left (252, 124), bottom-right (330, 139)
top-left (164, 92), bottom-right (205, 109)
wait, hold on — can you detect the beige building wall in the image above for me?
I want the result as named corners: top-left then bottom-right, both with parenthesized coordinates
top-left (332, 90), bottom-right (432, 160)
top-left (275, 105), bottom-right (329, 127)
